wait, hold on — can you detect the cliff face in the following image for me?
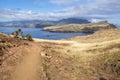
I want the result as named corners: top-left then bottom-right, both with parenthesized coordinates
top-left (43, 21), bottom-right (116, 33)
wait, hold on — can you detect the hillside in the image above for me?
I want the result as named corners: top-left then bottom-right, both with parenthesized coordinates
top-left (0, 18), bottom-right (90, 28)
top-left (0, 28), bottom-right (120, 80)
top-left (43, 21), bottom-right (116, 33)
top-left (68, 28), bottom-right (120, 42)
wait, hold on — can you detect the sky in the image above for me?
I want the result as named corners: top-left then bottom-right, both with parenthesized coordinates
top-left (0, 0), bottom-right (120, 24)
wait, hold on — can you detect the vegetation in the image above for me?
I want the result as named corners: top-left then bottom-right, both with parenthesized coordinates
top-left (0, 28), bottom-right (120, 80)
top-left (18, 29), bottom-right (23, 37)
top-left (43, 21), bottom-right (116, 33)
top-left (68, 28), bottom-right (120, 43)
top-left (25, 34), bottom-right (33, 41)
top-left (11, 29), bottom-right (33, 41)
top-left (11, 28), bottom-right (23, 38)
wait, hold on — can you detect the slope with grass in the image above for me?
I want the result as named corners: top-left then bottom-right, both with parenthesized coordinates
top-left (68, 28), bottom-right (120, 43)
top-left (0, 28), bottom-right (120, 80)
top-left (43, 21), bottom-right (116, 33)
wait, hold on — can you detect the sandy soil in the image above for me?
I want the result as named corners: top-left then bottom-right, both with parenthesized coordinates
top-left (1, 29), bottom-right (120, 80)
top-left (10, 43), bottom-right (41, 80)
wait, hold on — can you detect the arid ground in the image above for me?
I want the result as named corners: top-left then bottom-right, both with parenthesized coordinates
top-left (0, 29), bottom-right (120, 80)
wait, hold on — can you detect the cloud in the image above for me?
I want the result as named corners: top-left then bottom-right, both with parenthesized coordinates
top-left (56, 0), bottom-right (120, 18)
top-left (0, 0), bottom-right (120, 21)
top-left (49, 0), bottom-right (92, 5)
top-left (89, 0), bottom-right (120, 15)
top-left (0, 9), bottom-right (76, 21)
top-left (49, 0), bottom-right (80, 5)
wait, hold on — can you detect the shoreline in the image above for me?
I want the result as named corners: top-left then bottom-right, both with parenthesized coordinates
top-left (33, 38), bottom-right (75, 44)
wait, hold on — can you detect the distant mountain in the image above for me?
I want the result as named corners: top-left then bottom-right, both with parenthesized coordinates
top-left (0, 18), bottom-right (90, 28)
top-left (57, 18), bottom-right (90, 25)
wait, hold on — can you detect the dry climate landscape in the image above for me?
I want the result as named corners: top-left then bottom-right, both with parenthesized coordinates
top-left (0, 28), bottom-right (120, 80)
top-left (0, 0), bottom-right (120, 80)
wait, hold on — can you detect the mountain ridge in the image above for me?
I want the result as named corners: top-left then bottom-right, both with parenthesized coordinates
top-left (0, 18), bottom-right (90, 28)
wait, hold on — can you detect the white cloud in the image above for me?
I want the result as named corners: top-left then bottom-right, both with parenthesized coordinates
top-left (56, 0), bottom-right (120, 18)
top-left (49, 0), bottom-right (79, 5)
top-left (0, 0), bottom-right (120, 21)
top-left (89, 0), bottom-right (120, 15)
top-left (0, 9), bottom-right (75, 21)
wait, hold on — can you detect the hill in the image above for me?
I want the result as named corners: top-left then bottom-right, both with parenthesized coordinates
top-left (0, 18), bottom-right (90, 28)
top-left (43, 21), bottom-right (116, 33)
top-left (0, 28), bottom-right (120, 80)
top-left (68, 28), bottom-right (120, 42)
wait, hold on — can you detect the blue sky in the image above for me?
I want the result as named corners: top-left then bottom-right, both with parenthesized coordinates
top-left (0, 0), bottom-right (120, 24)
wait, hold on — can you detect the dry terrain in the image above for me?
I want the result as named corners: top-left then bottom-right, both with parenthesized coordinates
top-left (43, 21), bottom-right (116, 33)
top-left (0, 28), bottom-right (120, 80)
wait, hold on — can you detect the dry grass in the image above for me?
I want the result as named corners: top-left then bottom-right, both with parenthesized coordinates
top-left (32, 29), bottom-right (120, 80)
top-left (87, 43), bottom-right (120, 80)
top-left (69, 28), bottom-right (120, 43)
top-left (1, 28), bottom-right (120, 80)
top-left (43, 21), bottom-right (116, 33)
top-left (33, 35), bottom-right (120, 80)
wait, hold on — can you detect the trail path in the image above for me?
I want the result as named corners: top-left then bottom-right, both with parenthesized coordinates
top-left (9, 38), bottom-right (120, 80)
top-left (10, 43), bottom-right (41, 80)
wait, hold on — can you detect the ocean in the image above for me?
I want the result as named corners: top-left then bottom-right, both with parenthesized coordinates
top-left (0, 27), bottom-right (90, 40)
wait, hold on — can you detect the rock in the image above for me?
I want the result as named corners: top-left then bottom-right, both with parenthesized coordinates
top-left (43, 21), bottom-right (116, 33)
top-left (99, 77), bottom-right (107, 80)
top-left (0, 59), bottom-right (2, 66)
top-left (24, 43), bottom-right (29, 46)
top-left (0, 51), bottom-right (3, 56)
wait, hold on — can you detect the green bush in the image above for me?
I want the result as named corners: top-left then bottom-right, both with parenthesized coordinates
top-left (11, 28), bottom-right (23, 38)
top-left (26, 34), bottom-right (33, 41)
top-left (11, 29), bottom-right (33, 41)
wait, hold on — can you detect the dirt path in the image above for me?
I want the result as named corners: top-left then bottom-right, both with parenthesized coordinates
top-left (10, 43), bottom-right (41, 80)
top-left (8, 38), bottom-right (120, 80)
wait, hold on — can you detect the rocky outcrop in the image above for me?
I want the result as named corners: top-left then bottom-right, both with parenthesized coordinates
top-left (43, 21), bottom-right (116, 33)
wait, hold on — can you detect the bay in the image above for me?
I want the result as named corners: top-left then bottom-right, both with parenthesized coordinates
top-left (0, 27), bottom-right (90, 40)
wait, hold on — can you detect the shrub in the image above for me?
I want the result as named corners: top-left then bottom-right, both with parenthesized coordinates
top-left (17, 28), bottom-right (23, 37)
top-left (11, 29), bottom-right (33, 41)
top-left (11, 31), bottom-right (18, 37)
top-left (26, 34), bottom-right (33, 41)
top-left (11, 28), bottom-right (23, 38)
